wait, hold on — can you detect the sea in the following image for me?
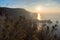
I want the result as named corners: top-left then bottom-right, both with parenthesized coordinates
top-left (41, 13), bottom-right (60, 36)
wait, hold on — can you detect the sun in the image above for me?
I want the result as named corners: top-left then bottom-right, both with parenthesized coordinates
top-left (36, 7), bottom-right (41, 12)
top-left (35, 6), bottom-right (42, 13)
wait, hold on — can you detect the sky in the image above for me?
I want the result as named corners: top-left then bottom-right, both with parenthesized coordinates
top-left (0, 0), bottom-right (60, 13)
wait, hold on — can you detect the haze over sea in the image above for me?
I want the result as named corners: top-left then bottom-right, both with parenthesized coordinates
top-left (42, 13), bottom-right (60, 22)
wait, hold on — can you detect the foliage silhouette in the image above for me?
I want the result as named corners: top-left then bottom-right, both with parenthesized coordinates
top-left (0, 13), bottom-right (59, 40)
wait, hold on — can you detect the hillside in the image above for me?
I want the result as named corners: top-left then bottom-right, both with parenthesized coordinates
top-left (0, 7), bottom-right (37, 20)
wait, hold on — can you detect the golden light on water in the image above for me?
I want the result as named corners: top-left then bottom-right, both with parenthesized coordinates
top-left (37, 13), bottom-right (41, 20)
top-left (35, 6), bottom-right (42, 20)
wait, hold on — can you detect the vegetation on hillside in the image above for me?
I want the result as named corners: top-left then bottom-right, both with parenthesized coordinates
top-left (0, 13), bottom-right (59, 40)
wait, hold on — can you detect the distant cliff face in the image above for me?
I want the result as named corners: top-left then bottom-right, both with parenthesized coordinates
top-left (0, 7), bottom-right (37, 20)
